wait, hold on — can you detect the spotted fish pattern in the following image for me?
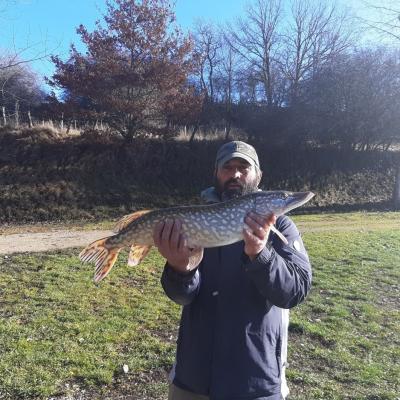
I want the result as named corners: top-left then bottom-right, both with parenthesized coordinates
top-left (79, 190), bottom-right (314, 283)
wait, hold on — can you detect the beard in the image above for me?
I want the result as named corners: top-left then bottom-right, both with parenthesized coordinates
top-left (214, 176), bottom-right (259, 201)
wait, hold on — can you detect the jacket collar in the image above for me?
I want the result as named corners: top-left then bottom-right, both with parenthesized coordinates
top-left (200, 187), bottom-right (221, 204)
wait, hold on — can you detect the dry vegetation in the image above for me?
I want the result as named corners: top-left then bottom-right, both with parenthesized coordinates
top-left (0, 125), bottom-right (397, 224)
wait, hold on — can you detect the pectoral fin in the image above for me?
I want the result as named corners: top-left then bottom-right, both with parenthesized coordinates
top-left (270, 225), bottom-right (288, 245)
top-left (128, 244), bottom-right (152, 267)
top-left (187, 247), bottom-right (204, 270)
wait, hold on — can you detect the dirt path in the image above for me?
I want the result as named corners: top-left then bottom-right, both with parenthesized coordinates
top-left (1, 214), bottom-right (399, 255)
top-left (1, 229), bottom-right (113, 255)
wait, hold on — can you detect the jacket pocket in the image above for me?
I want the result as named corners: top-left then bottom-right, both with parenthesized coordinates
top-left (245, 331), bottom-right (281, 384)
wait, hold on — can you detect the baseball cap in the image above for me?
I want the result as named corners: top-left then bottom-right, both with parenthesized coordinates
top-left (216, 141), bottom-right (260, 169)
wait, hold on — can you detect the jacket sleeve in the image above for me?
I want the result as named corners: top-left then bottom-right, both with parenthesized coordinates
top-left (243, 215), bottom-right (312, 309)
top-left (161, 263), bottom-right (201, 306)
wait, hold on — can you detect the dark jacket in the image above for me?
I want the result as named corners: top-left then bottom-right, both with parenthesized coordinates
top-left (161, 215), bottom-right (312, 400)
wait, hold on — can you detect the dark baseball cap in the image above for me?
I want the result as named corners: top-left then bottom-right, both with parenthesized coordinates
top-left (216, 141), bottom-right (260, 169)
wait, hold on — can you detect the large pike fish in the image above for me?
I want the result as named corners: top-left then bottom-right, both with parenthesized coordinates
top-left (79, 190), bottom-right (314, 283)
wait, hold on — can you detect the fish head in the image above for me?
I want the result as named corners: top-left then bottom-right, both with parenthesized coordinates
top-left (253, 190), bottom-right (315, 216)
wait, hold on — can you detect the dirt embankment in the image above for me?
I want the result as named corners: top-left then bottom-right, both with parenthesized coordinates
top-left (0, 126), bottom-right (398, 225)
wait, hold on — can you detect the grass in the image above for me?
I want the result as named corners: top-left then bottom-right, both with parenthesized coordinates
top-left (0, 213), bottom-right (399, 399)
top-left (0, 250), bottom-right (179, 399)
top-left (2, 209), bottom-right (399, 235)
top-left (287, 228), bottom-right (400, 399)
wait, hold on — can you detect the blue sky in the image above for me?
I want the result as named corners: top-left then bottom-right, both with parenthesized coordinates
top-left (0, 0), bottom-right (247, 80)
top-left (0, 0), bottom-right (384, 88)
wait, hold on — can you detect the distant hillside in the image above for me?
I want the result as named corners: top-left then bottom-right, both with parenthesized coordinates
top-left (0, 127), bottom-right (397, 223)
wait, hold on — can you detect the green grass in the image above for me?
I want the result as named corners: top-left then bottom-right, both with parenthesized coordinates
top-left (287, 229), bottom-right (400, 399)
top-left (0, 250), bottom-right (180, 399)
top-left (0, 213), bottom-right (399, 399)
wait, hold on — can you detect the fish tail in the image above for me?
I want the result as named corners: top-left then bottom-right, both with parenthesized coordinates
top-left (79, 237), bottom-right (122, 283)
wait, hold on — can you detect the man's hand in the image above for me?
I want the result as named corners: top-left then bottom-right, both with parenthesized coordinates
top-left (153, 218), bottom-right (202, 274)
top-left (243, 212), bottom-right (276, 261)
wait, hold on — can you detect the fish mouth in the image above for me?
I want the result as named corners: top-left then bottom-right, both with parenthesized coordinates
top-left (285, 191), bottom-right (315, 213)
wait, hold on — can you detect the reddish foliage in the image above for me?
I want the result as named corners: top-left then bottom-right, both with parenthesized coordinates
top-left (49, 0), bottom-right (203, 138)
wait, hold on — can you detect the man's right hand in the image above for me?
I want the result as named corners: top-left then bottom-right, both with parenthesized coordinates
top-left (153, 218), bottom-right (202, 274)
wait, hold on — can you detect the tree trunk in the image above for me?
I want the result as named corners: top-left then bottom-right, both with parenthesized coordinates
top-left (393, 163), bottom-right (400, 210)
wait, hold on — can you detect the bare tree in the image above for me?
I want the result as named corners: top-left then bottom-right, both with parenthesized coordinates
top-left (0, 63), bottom-right (45, 125)
top-left (359, 1), bottom-right (400, 208)
top-left (280, 0), bottom-right (353, 104)
top-left (299, 48), bottom-right (400, 151)
top-left (213, 37), bottom-right (240, 138)
top-left (226, 0), bottom-right (283, 107)
top-left (0, 46), bottom-right (50, 71)
top-left (0, 1), bottom-right (51, 71)
top-left (360, 1), bottom-right (400, 41)
top-left (194, 21), bottom-right (222, 102)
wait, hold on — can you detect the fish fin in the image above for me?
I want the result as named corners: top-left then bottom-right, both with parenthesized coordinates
top-left (270, 225), bottom-right (288, 245)
top-left (79, 237), bottom-right (122, 283)
top-left (187, 247), bottom-right (204, 270)
top-left (113, 209), bottom-right (152, 233)
top-left (127, 244), bottom-right (152, 267)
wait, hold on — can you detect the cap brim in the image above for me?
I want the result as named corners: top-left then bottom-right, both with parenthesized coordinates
top-left (216, 152), bottom-right (257, 168)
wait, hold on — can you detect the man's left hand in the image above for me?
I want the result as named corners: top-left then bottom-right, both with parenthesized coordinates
top-left (243, 212), bottom-right (277, 261)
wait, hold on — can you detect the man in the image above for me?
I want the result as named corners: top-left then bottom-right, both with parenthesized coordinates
top-left (153, 141), bottom-right (312, 400)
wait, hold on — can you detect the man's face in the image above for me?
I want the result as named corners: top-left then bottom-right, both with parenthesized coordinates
top-left (215, 158), bottom-right (261, 201)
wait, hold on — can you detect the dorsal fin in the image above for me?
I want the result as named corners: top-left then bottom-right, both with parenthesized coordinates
top-left (113, 209), bottom-right (152, 233)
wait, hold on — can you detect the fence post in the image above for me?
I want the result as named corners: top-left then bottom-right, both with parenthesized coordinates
top-left (15, 100), bottom-right (19, 127)
top-left (2, 106), bottom-right (6, 126)
top-left (28, 111), bottom-right (33, 128)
